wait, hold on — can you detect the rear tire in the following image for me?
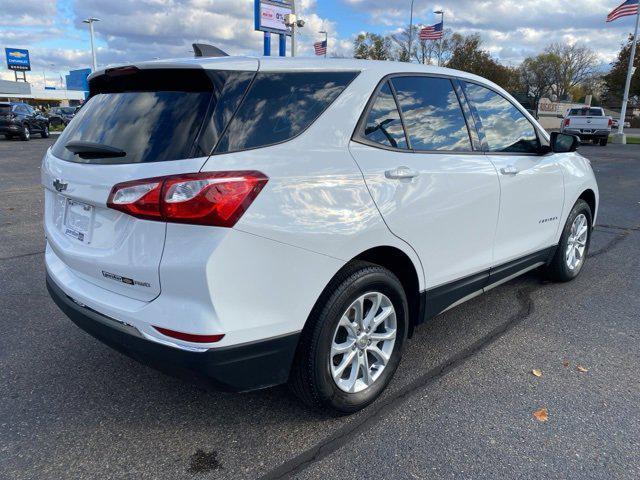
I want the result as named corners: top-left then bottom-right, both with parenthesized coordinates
top-left (41, 125), bottom-right (50, 138)
top-left (599, 137), bottom-right (608, 146)
top-left (289, 262), bottom-right (408, 413)
top-left (544, 199), bottom-right (592, 282)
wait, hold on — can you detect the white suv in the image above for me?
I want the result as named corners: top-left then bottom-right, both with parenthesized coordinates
top-left (43, 57), bottom-right (598, 413)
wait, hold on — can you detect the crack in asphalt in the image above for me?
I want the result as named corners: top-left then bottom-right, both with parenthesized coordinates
top-left (0, 250), bottom-right (45, 262)
top-left (257, 228), bottom-right (633, 480)
top-left (589, 225), bottom-right (636, 258)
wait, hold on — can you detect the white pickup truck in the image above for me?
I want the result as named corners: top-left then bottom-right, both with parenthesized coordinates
top-left (560, 106), bottom-right (612, 146)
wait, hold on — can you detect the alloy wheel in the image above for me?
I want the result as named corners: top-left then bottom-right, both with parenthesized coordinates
top-left (329, 291), bottom-right (397, 393)
top-left (566, 213), bottom-right (588, 271)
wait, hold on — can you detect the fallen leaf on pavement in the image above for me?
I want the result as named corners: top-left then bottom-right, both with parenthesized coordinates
top-left (562, 360), bottom-right (570, 367)
top-left (576, 365), bottom-right (589, 373)
top-left (532, 369), bottom-right (543, 377)
top-left (533, 408), bottom-right (549, 422)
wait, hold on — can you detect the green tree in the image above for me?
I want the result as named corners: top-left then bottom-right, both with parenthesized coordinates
top-left (520, 53), bottom-right (557, 108)
top-left (603, 34), bottom-right (640, 108)
top-left (354, 33), bottom-right (392, 60)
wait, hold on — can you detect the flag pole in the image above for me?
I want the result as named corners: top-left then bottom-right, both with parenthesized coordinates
top-left (616, 7), bottom-right (640, 140)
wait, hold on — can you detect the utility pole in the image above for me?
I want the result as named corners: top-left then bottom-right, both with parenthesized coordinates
top-left (408, 0), bottom-right (415, 62)
top-left (613, 8), bottom-right (639, 143)
top-left (434, 10), bottom-right (444, 67)
top-left (83, 17), bottom-right (100, 71)
top-left (319, 30), bottom-right (328, 58)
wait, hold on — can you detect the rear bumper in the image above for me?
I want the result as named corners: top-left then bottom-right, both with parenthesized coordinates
top-left (0, 123), bottom-right (21, 134)
top-left (563, 128), bottom-right (609, 139)
top-left (46, 273), bottom-right (300, 392)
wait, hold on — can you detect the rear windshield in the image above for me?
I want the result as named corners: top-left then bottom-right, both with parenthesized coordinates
top-left (569, 108), bottom-right (603, 116)
top-left (215, 71), bottom-right (359, 153)
top-left (52, 69), bottom-right (253, 164)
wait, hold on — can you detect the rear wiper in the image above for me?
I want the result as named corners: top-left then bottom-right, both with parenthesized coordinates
top-left (65, 141), bottom-right (126, 159)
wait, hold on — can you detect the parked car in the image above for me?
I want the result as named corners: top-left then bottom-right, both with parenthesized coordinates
top-left (48, 106), bottom-right (77, 127)
top-left (43, 59), bottom-right (598, 413)
top-left (0, 102), bottom-right (50, 140)
top-left (561, 106), bottom-right (612, 146)
top-left (611, 119), bottom-right (631, 129)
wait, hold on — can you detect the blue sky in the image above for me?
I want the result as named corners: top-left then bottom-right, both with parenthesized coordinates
top-left (0, 0), bottom-right (637, 87)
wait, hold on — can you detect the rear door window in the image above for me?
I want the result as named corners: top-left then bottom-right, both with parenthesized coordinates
top-left (462, 82), bottom-right (539, 153)
top-left (215, 71), bottom-right (358, 153)
top-left (391, 76), bottom-right (472, 151)
top-left (360, 81), bottom-right (408, 149)
top-left (51, 69), bottom-right (253, 164)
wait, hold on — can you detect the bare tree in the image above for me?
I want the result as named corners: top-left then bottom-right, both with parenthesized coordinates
top-left (545, 43), bottom-right (598, 100)
top-left (389, 26), bottom-right (460, 64)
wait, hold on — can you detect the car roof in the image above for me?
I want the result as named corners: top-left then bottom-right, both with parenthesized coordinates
top-left (89, 55), bottom-right (492, 85)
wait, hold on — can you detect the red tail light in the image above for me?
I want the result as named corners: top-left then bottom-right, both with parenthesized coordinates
top-left (107, 171), bottom-right (268, 227)
top-left (563, 118), bottom-right (570, 127)
top-left (608, 118), bottom-right (613, 127)
top-left (153, 326), bottom-right (224, 343)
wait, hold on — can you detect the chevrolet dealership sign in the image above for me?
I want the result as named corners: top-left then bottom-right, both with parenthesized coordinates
top-left (5, 48), bottom-right (31, 71)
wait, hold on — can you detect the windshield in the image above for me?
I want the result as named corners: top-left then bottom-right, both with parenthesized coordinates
top-left (51, 69), bottom-right (253, 164)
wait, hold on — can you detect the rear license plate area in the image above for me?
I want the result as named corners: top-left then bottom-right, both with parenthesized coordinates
top-left (62, 198), bottom-right (94, 244)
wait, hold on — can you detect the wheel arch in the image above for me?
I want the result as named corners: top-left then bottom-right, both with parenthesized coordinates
top-left (578, 188), bottom-right (597, 221)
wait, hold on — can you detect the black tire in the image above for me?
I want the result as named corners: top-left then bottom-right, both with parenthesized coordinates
top-left (41, 124), bottom-right (50, 138)
top-left (289, 262), bottom-right (408, 413)
top-left (3, 135), bottom-right (11, 140)
top-left (599, 137), bottom-right (608, 146)
top-left (20, 125), bottom-right (30, 141)
top-left (544, 199), bottom-right (593, 282)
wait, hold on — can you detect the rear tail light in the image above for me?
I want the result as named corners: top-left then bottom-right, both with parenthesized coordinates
top-left (563, 118), bottom-right (570, 127)
top-left (107, 171), bottom-right (268, 227)
top-left (608, 118), bottom-right (613, 127)
top-left (153, 326), bottom-right (224, 343)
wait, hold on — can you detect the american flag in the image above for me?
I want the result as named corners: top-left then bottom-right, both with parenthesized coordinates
top-left (606, 0), bottom-right (639, 22)
top-left (419, 22), bottom-right (444, 40)
top-left (314, 40), bottom-right (327, 56)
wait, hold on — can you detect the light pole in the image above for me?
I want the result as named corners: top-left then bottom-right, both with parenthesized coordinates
top-left (319, 30), bottom-right (328, 58)
top-left (434, 9), bottom-right (444, 67)
top-left (284, 2), bottom-right (305, 57)
top-left (614, 8), bottom-right (640, 142)
top-left (408, 0), bottom-right (415, 63)
top-left (83, 17), bottom-right (100, 71)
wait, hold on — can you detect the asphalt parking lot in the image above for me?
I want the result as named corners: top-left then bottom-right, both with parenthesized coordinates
top-left (1, 138), bottom-right (639, 480)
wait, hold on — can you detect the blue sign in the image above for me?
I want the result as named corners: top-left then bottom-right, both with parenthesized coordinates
top-left (255, 0), bottom-right (293, 36)
top-left (65, 68), bottom-right (91, 92)
top-left (5, 48), bottom-right (31, 71)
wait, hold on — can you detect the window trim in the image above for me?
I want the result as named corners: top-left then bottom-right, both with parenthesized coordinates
top-left (352, 72), bottom-right (480, 155)
top-left (459, 79), bottom-right (550, 156)
top-left (212, 70), bottom-right (362, 156)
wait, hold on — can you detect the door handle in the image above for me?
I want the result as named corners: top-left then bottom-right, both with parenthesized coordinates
top-left (500, 165), bottom-right (519, 175)
top-left (385, 166), bottom-right (419, 180)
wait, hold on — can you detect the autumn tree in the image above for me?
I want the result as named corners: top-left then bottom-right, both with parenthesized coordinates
top-left (354, 33), bottom-right (392, 60)
top-left (520, 53), bottom-right (557, 108)
top-left (445, 34), bottom-right (521, 91)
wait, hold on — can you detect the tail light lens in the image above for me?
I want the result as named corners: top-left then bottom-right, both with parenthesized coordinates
top-left (608, 118), bottom-right (613, 127)
top-left (107, 171), bottom-right (268, 227)
top-left (563, 118), bottom-right (570, 127)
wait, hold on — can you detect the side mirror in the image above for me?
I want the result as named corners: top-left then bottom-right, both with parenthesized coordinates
top-left (550, 132), bottom-right (580, 153)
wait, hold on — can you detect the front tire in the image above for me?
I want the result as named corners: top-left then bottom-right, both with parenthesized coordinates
top-left (20, 125), bottom-right (30, 141)
top-left (545, 199), bottom-right (592, 282)
top-left (289, 262), bottom-right (408, 413)
top-left (41, 124), bottom-right (50, 138)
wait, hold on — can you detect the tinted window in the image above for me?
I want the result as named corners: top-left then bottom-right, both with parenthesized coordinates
top-left (568, 108), bottom-right (603, 116)
top-left (391, 76), bottom-right (471, 151)
top-left (463, 82), bottom-right (539, 153)
top-left (216, 71), bottom-right (358, 153)
top-left (0, 104), bottom-right (11, 115)
top-left (51, 70), bottom-right (252, 164)
top-left (361, 81), bottom-right (408, 149)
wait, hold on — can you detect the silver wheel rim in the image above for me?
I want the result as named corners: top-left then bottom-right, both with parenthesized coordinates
top-left (566, 213), bottom-right (588, 271)
top-left (24, 127), bottom-right (29, 139)
top-left (329, 292), bottom-right (397, 393)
